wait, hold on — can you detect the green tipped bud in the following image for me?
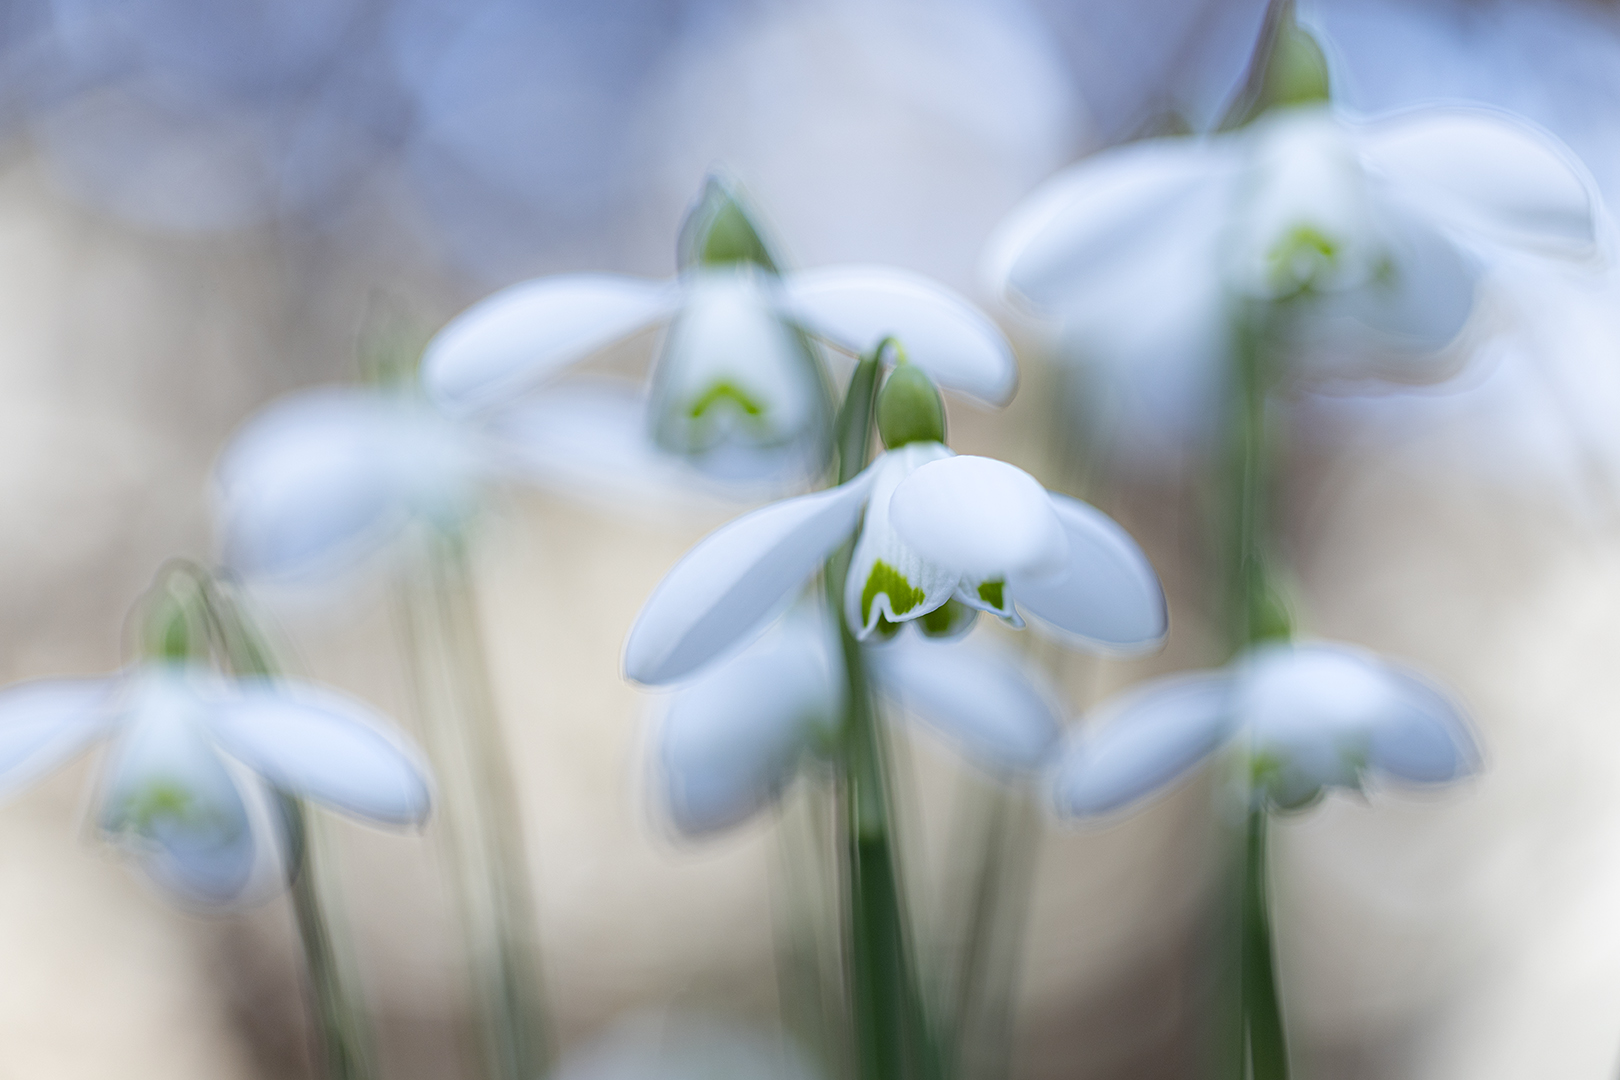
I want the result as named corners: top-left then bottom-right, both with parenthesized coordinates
top-left (1263, 20), bottom-right (1330, 109)
top-left (141, 577), bottom-right (202, 662)
top-left (678, 177), bottom-right (779, 272)
top-left (1248, 580), bottom-right (1295, 645)
top-left (877, 361), bottom-right (946, 449)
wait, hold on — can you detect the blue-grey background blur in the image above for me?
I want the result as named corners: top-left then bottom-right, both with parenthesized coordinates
top-left (6, 1), bottom-right (1620, 1077)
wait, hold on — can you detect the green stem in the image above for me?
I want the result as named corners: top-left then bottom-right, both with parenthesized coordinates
top-left (826, 348), bottom-right (936, 1080)
top-left (1220, 304), bottom-right (1291, 1080)
top-left (197, 577), bottom-right (377, 1080)
top-left (398, 533), bottom-right (550, 1080)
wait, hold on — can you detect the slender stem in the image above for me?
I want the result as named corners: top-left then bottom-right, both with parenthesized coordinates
top-left (1219, 303), bottom-right (1291, 1080)
top-left (197, 578), bottom-right (377, 1080)
top-left (825, 349), bottom-right (936, 1080)
top-left (398, 532), bottom-right (550, 1080)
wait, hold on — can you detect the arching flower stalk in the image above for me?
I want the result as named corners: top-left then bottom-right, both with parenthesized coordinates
top-left (627, 342), bottom-right (1166, 1080)
top-left (0, 561), bottom-right (432, 1080)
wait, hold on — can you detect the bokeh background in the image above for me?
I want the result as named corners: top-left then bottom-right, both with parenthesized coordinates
top-left (7, 0), bottom-right (1620, 1077)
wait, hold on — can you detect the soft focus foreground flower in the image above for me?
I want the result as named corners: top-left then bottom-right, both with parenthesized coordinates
top-left (421, 180), bottom-right (1017, 491)
top-left (1054, 640), bottom-right (1478, 817)
top-left (656, 613), bottom-right (1061, 836)
top-left (0, 662), bottom-right (430, 906)
top-left (624, 423), bottom-right (1166, 686)
top-left (985, 101), bottom-right (1603, 449)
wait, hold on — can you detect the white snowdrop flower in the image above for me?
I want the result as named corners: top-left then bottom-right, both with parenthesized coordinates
top-left (0, 663), bottom-right (431, 907)
top-left (1053, 640), bottom-right (1478, 818)
top-left (421, 179), bottom-right (1016, 490)
top-left (985, 101), bottom-right (1603, 445)
top-left (624, 365), bottom-right (1165, 687)
top-left (654, 613), bottom-right (1063, 838)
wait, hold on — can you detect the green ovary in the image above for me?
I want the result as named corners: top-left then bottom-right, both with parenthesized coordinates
top-left (862, 560), bottom-right (925, 624)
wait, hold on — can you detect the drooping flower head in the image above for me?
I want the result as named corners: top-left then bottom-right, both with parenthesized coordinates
top-left (625, 358), bottom-right (1167, 686)
top-left (0, 564), bottom-right (431, 907)
top-left (1053, 640), bottom-right (1478, 818)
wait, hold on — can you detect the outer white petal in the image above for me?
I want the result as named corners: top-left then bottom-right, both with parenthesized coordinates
top-left (0, 677), bottom-right (121, 799)
top-left (215, 389), bottom-right (480, 585)
top-left (1053, 672), bottom-right (1234, 817)
top-left (871, 635), bottom-right (1060, 772)
top-left (422, 274), bottom-right (680, 417)
top-left (656, 616), bottom-right (840, 836)
top-left (888, 455), bottom-right (1068, 582)
top-left (1358, 107), bottom-right (1600, 260)
top-left (984, 137), bottom-right (1240, 312)
top-left (1365, 667), bottom-right (1479, 784)
top-left (845, 444), bottom-right (960, 639)
top-left (1010, 494), bottom-right (1167, 654)
top-left (208, 679), bottom-right (432, 826)
top-left (782, 265), bottom-right (1017, 406)
top-left (625, 470), bottom-right (878, 686)
top-left (99, 667), bottom-right (266, 905)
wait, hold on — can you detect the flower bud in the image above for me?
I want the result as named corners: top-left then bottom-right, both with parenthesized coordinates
top-left (677, 177), bottom-right (779, 272)
top-left (877, 362), bottom-right (946, 449)
top-left (139, 565), bottom-right (207, 662)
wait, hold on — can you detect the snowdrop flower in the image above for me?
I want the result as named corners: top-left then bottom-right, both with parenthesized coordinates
top-left (421, 178), bottom-right (1017, 490)
top-left (1054, 640), bottom-right (1478, 817)
top-left (625, 363), bottom-right (1166, 686)
top-left (985, 99), bottom-right (1603, 446)
top-left (656, 613), bottom-right (1061, 836)
top-left (0, 662), bottom-right (431, 906)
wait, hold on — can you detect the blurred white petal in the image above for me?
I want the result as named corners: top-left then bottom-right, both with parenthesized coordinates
top-left (626, 470), bottom-right (877, 685)
top-left (422, 274), bottom-right (679, 416)
top-left (1010, 494), bottom-right (1168, 653)
top-left (1359, 107), bottom-right (1601, 260)
top-left (0, 677), bottom-right (120, 799)
top-left (1367, 667), bottom-right (1479, 784)
top-left (209, 679), bottom-right (431, 826)
top-left (871, 634), bottom-right (1060, 772)
top-left (783, 265), bottom-right (1017, 406)
top-left (844, 443), bottom-right (959, 638)
top-left (215, 388), bottom-right (480, 584)
top-left (889, 455), bottom-right (1068, 581)
top-left (1239, 642), bottom-right (1398, 790)
top-left (1054, 671), bottom-right (1234, 816)
top-left (657, 617), bottom-right (839, 835)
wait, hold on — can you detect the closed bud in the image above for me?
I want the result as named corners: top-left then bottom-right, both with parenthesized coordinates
top-left (877, 361), bottom-right (946, 449)
top-left (678, 177), bottom-right (779, 273)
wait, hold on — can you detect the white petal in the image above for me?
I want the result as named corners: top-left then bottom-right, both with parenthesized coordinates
top-left (0, 677), bottom-right (120, 799)
top-left (871, 635), bottom-right (1060, 772)
top-left (844, 444), bottom-right (960, 639)
top-left (99, 668), bottom-right (267, 904)
top-left (208, 679), bottom-right (432, 826)
top-left (782, 265), bottom-right (1017, 406)
top-left (134, 769), bottom-right (293, 909)
top-left (984, 136), bottom-right (1239, 313)
top-left (1358, 107), bottom-right (1600, 260)
top-left (487, 381), bottom-right (774, 511)
top-left (215, 389), bottom-right (480, 584)
top-left (421, 274), bottom-right (679, 416)
top-left (888, 455), bottom-right (1068, 582)
top-left (1053, 672), bottom-right (1234, 817)
top-left (1366, 667), bottom-right (1479, 784)
top-left (1009, 494), bottom-right (1168, 654)
top-left (625, 470), bottom-right (878, 685)
top-left (649, 268), bottom-right (832, 467)
top-left (657, 616), bottom-right (839, 835)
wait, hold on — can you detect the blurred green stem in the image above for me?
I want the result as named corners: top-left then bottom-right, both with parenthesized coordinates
top-left (825, 348), bottom-right (937, 1080)
top-left (1219, 304), bottom-right (1290, 1080)
top-left (399, 533), bottom-right (550, 1080)
top-left (197, 575), bottom-right (377, 1080)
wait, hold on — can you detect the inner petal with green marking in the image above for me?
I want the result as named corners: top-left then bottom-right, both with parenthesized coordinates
top-left (862, 560), bottom-right (926, 625)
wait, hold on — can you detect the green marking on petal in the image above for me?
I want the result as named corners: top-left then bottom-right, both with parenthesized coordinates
top-left (873, 615), bottom-right (903, 641)
top-left (689, 380), bottom-right (766, 420)
top-left (861, 560), bottom-right (925, 624)
top-left (921, 599), bottom-right (973, 637)
top-left (114, 781), bottom-right (209, 831)
top-left (976, 579), bottom-right (1005, 611)
top-left (1266, 224), bottom-right (1340, 296)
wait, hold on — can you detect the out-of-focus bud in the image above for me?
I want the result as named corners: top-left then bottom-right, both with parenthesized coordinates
top-left (876, 357), bottom-right (947, 450)
top-left (677, 176), bottom-right (779, 272)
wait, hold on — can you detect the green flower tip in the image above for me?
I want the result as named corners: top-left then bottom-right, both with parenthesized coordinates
top-left (678, 177), bottom-right (779, 272)
top-left (139, 563), bottom-right (210, 663)
top-left (1262, 17), bottom-right (1330, 110)
top-left (876, 361), bottom-right (946, 449)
